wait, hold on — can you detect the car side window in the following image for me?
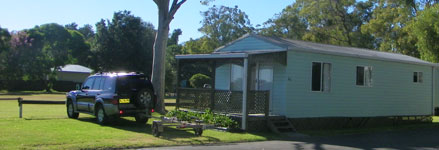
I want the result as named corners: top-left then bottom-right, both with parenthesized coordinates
top-left (99, 77), bottom-right (106, 90)
top-left (82, 77), bottom-right (94, 90)
top-left (92, 77), bottom-right (102, 90)
top-left (103, 77), bottom-right (116, 92)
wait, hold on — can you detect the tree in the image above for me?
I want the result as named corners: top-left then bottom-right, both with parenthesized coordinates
top-left (165, 29), bottom-right (184, 93)
top-left (408, 4), bottom-right (439, 62)
top-left (182, 37), bottom-right (217, 54)
top-left (68, 30), bottom-right (91, 66)
top-left (260, 0), bottom-right (375, 49)
top-left (152, 0), bottom-right (187, 113)
top-left (260, 4), bottom-right (307, 40)
top-left (361, 0), bottom-right (420, 56)
top-left (0, 27), bottom-right (11, 79)
top-left (199, 5), bottom-right (253, 47)
top-left (65, 22), bottom-right (78, 30)
top-left (92, 11), bottom-right (156, 75)
top-left (8, 30), bottom-right (49, 81)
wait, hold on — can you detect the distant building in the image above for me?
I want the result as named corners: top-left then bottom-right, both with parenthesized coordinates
top-left (54, 64), bottom-right (93, 83)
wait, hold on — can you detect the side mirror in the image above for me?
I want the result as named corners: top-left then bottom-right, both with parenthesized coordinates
top-left (81, 86), bottom-right (90, 91)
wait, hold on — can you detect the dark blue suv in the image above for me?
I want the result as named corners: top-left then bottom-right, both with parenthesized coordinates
top-left (66, 72), bottom-right (156, 125)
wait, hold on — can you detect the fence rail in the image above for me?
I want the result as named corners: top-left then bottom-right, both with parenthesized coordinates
top-left (1, 97), bottom-right (178, 118)
top-left (0, 98), bottom-right (19, 100)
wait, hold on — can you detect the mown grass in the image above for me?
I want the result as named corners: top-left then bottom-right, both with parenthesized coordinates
top-left (0, 94), bottom-right (276, 150)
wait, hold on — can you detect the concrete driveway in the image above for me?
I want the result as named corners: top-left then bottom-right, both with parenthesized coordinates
top-left (142, 127), bottom-right (439, 150)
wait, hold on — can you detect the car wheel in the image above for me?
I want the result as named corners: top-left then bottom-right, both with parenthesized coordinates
top-left (67, 101), bottom-right (79, 119)
top-left (135, 113), bottom-right (149, 124)
top-left (137, 88), bottom-right (153, 109)
top-left (95, 104), bottom-right (108, 125)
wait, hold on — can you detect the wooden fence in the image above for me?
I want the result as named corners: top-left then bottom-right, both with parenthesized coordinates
top-left (1, 97), bottom-right (177, 118)
top-left (0, 97), bottom-right (65, 118)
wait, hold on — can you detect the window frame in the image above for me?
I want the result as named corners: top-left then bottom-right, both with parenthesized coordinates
top-left (413, 71), bottom-right (423, 83)
top-left (81, 77), bottom-right (95, 90)
top-left (91, 77), bottom-right (102, 90)
top-left (356, 66), bottom-right (373, 87)
top-left (230, 64), bottom-right (243, 91)
top-left (311, 62), bottom-right (331, 92)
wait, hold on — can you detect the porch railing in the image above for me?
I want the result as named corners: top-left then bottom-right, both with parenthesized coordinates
top-left (176, 88), bottom-right (269, 115)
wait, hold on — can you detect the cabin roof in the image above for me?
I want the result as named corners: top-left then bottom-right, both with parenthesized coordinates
top-left (177, 34), bottom-right (436, 66)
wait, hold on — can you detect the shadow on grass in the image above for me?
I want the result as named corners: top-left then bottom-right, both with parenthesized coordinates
top-left (76, 117), bottom-right (223, 141)
top-left (23, 117), bottom-right (67, 120)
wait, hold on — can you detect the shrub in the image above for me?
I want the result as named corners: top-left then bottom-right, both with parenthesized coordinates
top-left (166, 109), bottom-right (238, 128)
top-left (189, 73), bottom-right (211, 88)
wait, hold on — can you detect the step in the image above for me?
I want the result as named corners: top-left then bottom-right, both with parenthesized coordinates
top-left (267, 116), bottom-right (296, 134)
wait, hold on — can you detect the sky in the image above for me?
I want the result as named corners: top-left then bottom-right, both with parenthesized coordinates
top-left (0, 0), bottom-right (293, 43)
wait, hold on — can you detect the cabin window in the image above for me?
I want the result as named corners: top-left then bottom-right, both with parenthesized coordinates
top-left (356, 66), bottom-right (372, 86)
top-left (413, 72), bottom-right (423, 83)
top-left (230, 64), bottom-right (243, 91)
top-left (312, 62), bottom-right (331, 92)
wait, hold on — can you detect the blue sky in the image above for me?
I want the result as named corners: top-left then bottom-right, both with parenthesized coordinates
top-left (0, 0), bottom-right (293, 43)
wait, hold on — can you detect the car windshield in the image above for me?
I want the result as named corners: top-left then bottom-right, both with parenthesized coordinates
top-left (116, 75), bottom-right (148, 92)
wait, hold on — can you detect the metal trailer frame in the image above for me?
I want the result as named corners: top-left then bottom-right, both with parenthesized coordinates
top-left (151, 116), bottom-right (215, 137)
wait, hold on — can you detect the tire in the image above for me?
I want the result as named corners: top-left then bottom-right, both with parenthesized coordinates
top-left (95, 104), bottom-right (109, 125)
top-left (152, 121), bottom-right (161, 137)
top-left (135, 113), bottom-right (149, 124)
top-left (67, 101), bottom-right (79, 119)
top-left (194, 128), bottom-right (203, 136)
top-left (137, 88), bottom-right (153, 109)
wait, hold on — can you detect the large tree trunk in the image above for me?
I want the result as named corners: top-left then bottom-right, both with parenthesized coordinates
top-left (152, 0), bottom-right (170, 114)
top-left (152, 0), bottom-right (186, 114)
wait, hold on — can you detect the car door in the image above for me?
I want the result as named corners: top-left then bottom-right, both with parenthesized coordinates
top-left (77, 77), bottom-right (94, 111)
top-left (88, 77), bottom-right (105, 112)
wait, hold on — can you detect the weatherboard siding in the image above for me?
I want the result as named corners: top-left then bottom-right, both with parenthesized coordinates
top-left (271, 62), bottom-right (287, 115)
top-left (285, 50), bottom-right (433, 118)
top-left (218, 36), bottom-right (284, 52)
top-left (435, 68), bottom-right (439, 109)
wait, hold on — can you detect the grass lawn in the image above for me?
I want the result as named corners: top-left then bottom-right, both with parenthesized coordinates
top-left (0, 93), bottom-right (278, 150)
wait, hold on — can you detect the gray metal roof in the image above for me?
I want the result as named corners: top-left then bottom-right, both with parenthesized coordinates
top-left (176, 53), bottom-right (248, 59)
top-left (56, 64), bottom-right (93, 73)
top-left (177, 34), bottom-right (436, 66)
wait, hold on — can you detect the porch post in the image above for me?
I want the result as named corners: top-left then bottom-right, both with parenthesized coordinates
top-left (176, 59), bottom-right (181, 109)
top-left (241, 58), bottom-right (249, 130)
top-left (210, 60), bottom-right (216, 111)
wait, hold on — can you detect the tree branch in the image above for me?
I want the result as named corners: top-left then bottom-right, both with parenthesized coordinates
top-left (167, 0), bottom-right (187, 25)
top-left (153, 0), bottom-right (159, 5)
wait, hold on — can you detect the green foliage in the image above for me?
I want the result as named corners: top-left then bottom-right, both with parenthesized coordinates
top-left (189, 73), bottom-right (211, 88)
top-left (0, 27), bottom-right (11, 79)
top-left (165, 29), bottom-right (185, 92)
top-left (183, 5), bottom-right (253, 54)
top-left (262, 0), bottom-right (375, 49)
top-left (78, 24), bottom-right (95, 42)
top-left (260, 4), bottom-right (307, 40)
top-left (92, 11), bottom-right (156, 75)
top-left (166, 109), bottom-right (238, 128)
top-left (361, 0), bottom-right (419, 56)
top-left (182, 37), bottom-right (217, 54)
top-left (408, 4), bottom-right (439, 62)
